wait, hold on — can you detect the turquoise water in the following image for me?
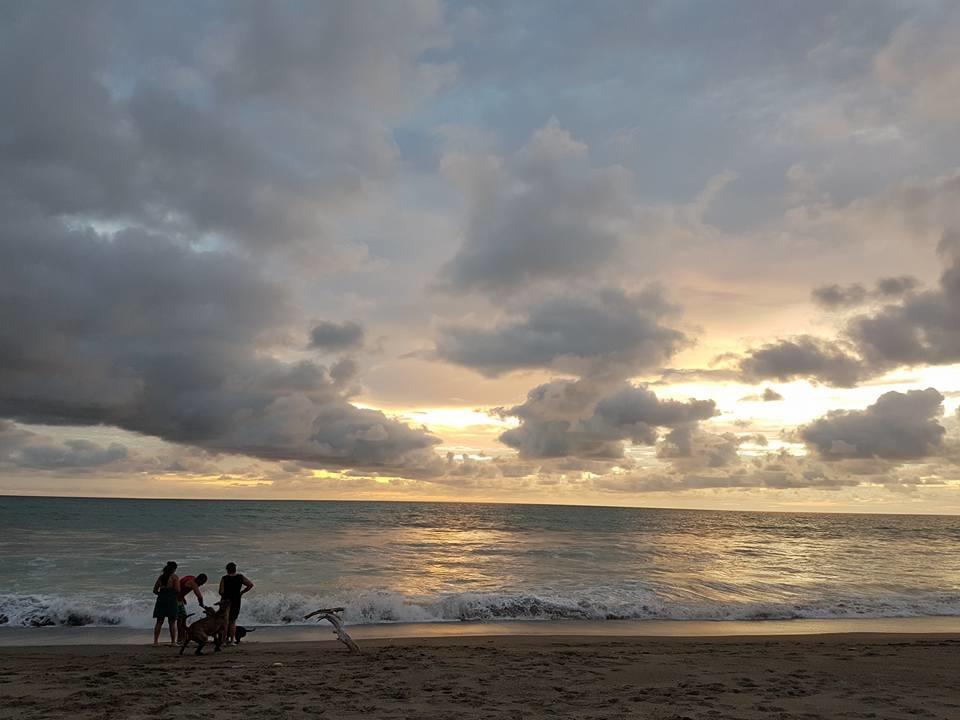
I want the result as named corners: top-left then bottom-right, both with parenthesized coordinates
top-left (2, 496), bottom-right (960, 629)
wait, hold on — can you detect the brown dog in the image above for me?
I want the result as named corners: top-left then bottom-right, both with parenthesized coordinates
top-left (179, 599), bottom-right (231, 655)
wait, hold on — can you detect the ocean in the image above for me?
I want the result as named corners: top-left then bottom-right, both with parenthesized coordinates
top-left (2, 496), bottom-right (959, 632)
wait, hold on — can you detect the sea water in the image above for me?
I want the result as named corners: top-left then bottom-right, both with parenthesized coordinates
top-left (2, 496), bottom-right (959, 630)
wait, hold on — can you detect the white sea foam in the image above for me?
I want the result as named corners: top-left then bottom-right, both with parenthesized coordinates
top-left (4, 589), bottom-right (960, 629)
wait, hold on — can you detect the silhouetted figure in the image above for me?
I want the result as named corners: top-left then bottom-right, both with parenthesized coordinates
top-left (176, 572), bottom-right (208, 644)
top-left (219, 562), bottom-right (254, 644)
top-left (152, 561), bottom-right (179, 646)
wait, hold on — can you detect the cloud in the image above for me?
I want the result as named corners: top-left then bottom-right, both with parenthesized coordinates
top-left (434, 287), bottom-right (687, 377)
top-left (738, 336), bottom-right (866, 387)
top-left (876, 275), bottom-right (921, 298)
top-left (4, 1), bottom-right (960, 506)
top-left (800, 388), bottom-right (946, 460)
top-left (438, 120), bottom-right (636, 293)
top-left (0, 421), bottom-right (128, 471)
top-left (740, 387), bottom-right (784, 402)
top-left (496, 379), bottom-right (716, 459)
top-left (591, 449), bottom-right (873, 494)
top-left (310, 321), bottom-right (365, 351)
top-left (0, 217), bottom-right (439, 470)
top-left (811, 276), bottom-right (920, 310)
top-left (656, 428), bottom-right (741, 468)
top-left (874, 8), bottom-right (960, 121)
top-left (0, 2), bottom-right (448, 253)
top-left (811, 283), bottom-right (868, 309)
top-left (0, 3), bottom-right (451, 476)
top-left (847, 239), bottom-right (960, 371)
top-left (737, 241), bottom-right (960, 387)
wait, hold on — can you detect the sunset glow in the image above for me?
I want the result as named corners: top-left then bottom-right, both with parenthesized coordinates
top-left (1, 1), bottom-right (959, 513)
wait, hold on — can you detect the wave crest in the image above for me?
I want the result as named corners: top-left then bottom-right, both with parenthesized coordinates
top-left (3, 589), bottom-right (960, 629)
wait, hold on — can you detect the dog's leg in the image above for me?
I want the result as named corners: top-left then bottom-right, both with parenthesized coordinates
top-left (195, 638), bottom-right (205, 656)
top-left (214, 631), bottom-right (222, 652)
top-left (179, 639), bottom-right (189, 656)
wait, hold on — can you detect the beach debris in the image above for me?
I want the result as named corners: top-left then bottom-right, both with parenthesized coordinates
top-left (304, 607), bottom-right (360, 654)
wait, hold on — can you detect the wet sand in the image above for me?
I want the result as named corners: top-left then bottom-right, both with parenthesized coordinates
top-left (2, 633), bottom-right (959, 719)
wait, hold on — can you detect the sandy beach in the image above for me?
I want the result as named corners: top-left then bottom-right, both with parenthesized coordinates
top-left (2, 633), bottom-right (958, 719)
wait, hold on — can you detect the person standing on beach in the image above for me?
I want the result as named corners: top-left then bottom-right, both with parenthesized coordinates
top-left (152, 561), bottom-right (179, 646)
top-left (176, 572), bottom-right (208, 644)
top-left (219, 562), bottom-right (254, 644)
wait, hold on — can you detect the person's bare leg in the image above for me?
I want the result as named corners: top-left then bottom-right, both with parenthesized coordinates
top-left (177, 616), bottom-right (186, 645)
top-left (153, 619), bottom-right (162, 646)
top-left (227, 620), bottom-right (236, 643)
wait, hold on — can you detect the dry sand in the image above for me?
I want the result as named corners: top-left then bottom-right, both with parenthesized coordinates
top-left (1, 634), bottom-right (958, 719)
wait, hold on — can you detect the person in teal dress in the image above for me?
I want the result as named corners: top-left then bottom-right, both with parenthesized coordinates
top-left (152, 561), bottom-right (180, 646)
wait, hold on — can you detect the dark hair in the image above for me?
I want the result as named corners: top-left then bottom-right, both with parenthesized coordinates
top-left (159, 561), bottom-right (178, 587)
top-left (225, 562), bottom-right (237, 574)
top-left (196, 573), bottom-right (208, 584)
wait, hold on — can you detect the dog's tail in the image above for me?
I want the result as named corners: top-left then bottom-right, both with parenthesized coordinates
top-left (246, 627), bottom-right (257, 633)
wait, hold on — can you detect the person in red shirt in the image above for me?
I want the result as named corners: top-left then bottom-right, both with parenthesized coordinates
top-left (176, 572), bottom-right (208, 644)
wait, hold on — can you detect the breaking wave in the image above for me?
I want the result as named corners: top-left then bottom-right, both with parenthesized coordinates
top-left (3, 589), bottom-right (960, 629)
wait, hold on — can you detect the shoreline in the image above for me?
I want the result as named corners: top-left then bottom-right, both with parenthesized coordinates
top-left (2, 615), bottom-right (959, 647)
top-left (3, 633), bottom-right (959, 719)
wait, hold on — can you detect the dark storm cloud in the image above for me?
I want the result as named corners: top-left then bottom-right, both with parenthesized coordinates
top-left (0, 217), bottom-right (439, 469)
top-left (0, 1), bottom-right (446, 252)
top-left (738, 336), bottom-right (866, 387)
top-left (876, 276), bottom-right (921, 298)
top-left (310, 321), bottom-right (365, 351)
top-left (847, 241), bottom-right (960, 371)
top-left (438, 121), bottom-right (634, 293)
top-left (329, 357), bottom-right (360, 386)
top-left (496, 380), bottom-right (716, 459)
top-left (656, 428), bottom-right (741, 468)
top-left (0, 2), bottom-right (446, 473)
top-left (16, 441), bottom-right (129, 471)
top-left (434, 287), bottom-right (687, 377)
top-left (0, 421), bottom-right (127, 470)
top-left (739, 243), bottom-right (960, 387)
top-left (591, 385), bottom-right (716, 432)
top-left (812, 276), bottom-right (920, 310)
top-left (801, 388), bottom-right (946, 460)
top-left (811, 283), bottom-right (868, 309)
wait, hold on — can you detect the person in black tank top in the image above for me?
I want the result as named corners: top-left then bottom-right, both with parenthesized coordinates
top-left (219, 562), bottom-right (254, 644)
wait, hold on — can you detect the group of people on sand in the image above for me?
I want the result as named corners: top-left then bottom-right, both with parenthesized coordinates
top-left (152, 560), bottom-right (254, 647)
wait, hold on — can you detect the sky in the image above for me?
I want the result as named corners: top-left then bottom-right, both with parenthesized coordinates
top-left (2, 0), bottom-right (960, 512)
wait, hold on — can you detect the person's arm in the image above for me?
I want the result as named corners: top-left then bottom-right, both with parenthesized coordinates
top-left (191, 581), bottom-right (204, 606)
top-left (153, 576), bottom-right (162, 595)
top-left (240, 575), bottom-right (254, 595)
top-left (218, 577), bottom-right (225, 597)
